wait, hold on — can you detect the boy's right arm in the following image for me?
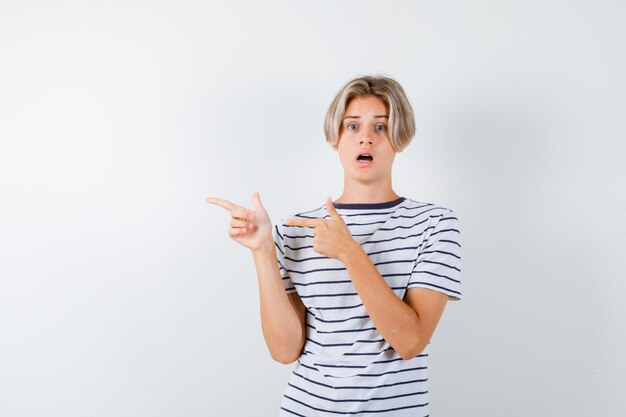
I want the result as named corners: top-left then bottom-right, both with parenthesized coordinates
top-left (205, 192), bottom-right (305, 364)
top-left (253, 240), bottom-right (306, 364)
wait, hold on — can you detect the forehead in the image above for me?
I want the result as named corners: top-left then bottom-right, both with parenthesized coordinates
top-left (344, 95), bottom-right (388, 115)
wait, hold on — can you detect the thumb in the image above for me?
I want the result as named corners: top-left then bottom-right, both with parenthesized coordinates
top-left (326, 197), bottom-right (341, 220)
top-left (252, 191), bottom-right (263, 210)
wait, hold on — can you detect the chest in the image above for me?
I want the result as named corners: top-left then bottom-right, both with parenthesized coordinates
top-left (283, 220), bottom-right (424, 310)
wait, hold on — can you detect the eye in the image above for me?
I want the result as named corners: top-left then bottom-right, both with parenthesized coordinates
top-left (375, 124), bottom-right (387, 131)
top-left (347, 123), bottom-right (358, 131)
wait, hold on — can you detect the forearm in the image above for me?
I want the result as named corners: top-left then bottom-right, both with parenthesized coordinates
top-left (252, 241), bottom-right (305, 363)
top-left (340, 243), bottom-right (422, 359)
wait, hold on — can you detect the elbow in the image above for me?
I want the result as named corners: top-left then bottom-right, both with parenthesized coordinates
top-left (268, 340), bottom-right (303, 364)
top-left (397, 348), bottom-right (419, 361)
top-left (263, 327), bottom-right (305, 364)
top-left (270, 349), bottom-right (300, 364)
top-left (396, 337), bottom-right (428, 360)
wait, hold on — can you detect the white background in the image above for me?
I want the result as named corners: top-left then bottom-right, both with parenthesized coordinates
top-left (1, 1), bottom-right (625, 416)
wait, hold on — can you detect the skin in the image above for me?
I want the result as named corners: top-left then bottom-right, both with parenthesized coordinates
top-left (206, 94), bottom-right (449, 362)
top-left (332, 94), bottom-right (401, 204)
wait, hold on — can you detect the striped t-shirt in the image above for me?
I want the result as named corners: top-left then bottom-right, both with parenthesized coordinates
top-left (272, 196), bottom-right (462, 417)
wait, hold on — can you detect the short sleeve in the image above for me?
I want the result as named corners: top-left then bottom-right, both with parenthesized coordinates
top-left (408, 209), bottom-right (462, 300)
top-left (273, 220), bottom-right (297, 294)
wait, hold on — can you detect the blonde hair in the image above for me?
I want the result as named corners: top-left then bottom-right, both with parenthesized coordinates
top-left (324, 74), bottom-right (416, 152)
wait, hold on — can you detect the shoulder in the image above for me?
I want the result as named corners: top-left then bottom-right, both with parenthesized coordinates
top-left (402, 197), bottom-right (458, 219)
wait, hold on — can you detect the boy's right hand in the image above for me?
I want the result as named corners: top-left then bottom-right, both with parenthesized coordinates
top-left (205, 191), bottom-right (274, 253)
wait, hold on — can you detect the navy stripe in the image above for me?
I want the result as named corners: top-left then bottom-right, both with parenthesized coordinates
top-left (374, 259), bottom-right (416, 267)
top-left (337, 347), bottom-right (395, 356)
top-left (430, 228), bottom-right (460, 237)
top-left (411, 270), bottom-right (460, 283)
top-left (420, 249), bottom-right (461, 260)
top-left (311, 357), bottom-right (417, 369)
top-left (362, 228), bottom-right (435, 246)
top-left (372, 354), bottom-right (427, 363)
top-left (299, 362), bottom-right (427, 378)
top-left (306, 322), bottom-right (378, 334)
top-left (367, 245), bottom-right (421, 256)
top-left (284, 245), bottom-right (424, 261)
top-left (280, 407), bottom-right (306, 416)
top-left (301, 349), bottom-right (393, 357)
top-left (422, 240), bottom-right (458, 252)
top-left (439, 216), bottom-right (459, 222)
top-left (299, 287), bottom-right (404, 299)
top-left (312, 326), bottom-right (378, 334)
top-left (274, 240), bottom-right (284, 256)
top-left (287, 381), bottom-right (428, 403)
top-left (274, 224), bottom-right (284, 240)
top-left (300, 292), bottom-right (361, 299)
top-left (337, 202), bottom-right (431, 217)
top-left (312, 363), bottom-right (369, 369)
top-left (292, 369), bottom-right (428, 390)
top-left (283, 394), bottom-right (428, 414)
top-left (285, 259), bottom-right (416, 272)
top-left (437, 238), bottom-right (461, 247)
top-left (345, 219), bottom-right (388, 227)
top-left (392, 208), bottom-right (441, 221)
top-left (332, 197), bottom-right (406, 210)
top-left (417, 259), bottom-right (460, 272)
top-left (407, 281), bottom-right (461, 296)
top-left (376, 216), bottom-right (433, 230)
top-left (307, 311), bottom-right (369, 323)
top-left (284, 266), bottom-right (345, 275)
top-left (285, 247), bottom-right (418, 263)
top-left (306, 337), bottom-right (385, 348)
top-left (291, 273), bottom-right (408, 286)
top-left (313, 303), bottom-right (363, 311)
top-left (295, 279), bottom-right (351, 287)
top-left (352, 366), bottom-right (427, 378)
top-left (286, 254), bottom-right (335, 262)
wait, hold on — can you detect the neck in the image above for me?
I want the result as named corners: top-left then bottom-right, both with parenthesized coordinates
top-left (334, 174), bottom-right (399, 204)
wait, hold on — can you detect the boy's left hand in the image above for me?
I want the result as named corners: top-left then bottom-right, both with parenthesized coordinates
top-left (284, 197), bottom-right (357, 262)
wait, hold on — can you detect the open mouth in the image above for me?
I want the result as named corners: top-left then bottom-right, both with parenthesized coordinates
top-left (356, 153), bottom-right (374, 165)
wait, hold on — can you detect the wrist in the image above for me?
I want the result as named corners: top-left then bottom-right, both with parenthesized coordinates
top-left (252, 237), bottom-right (275, 257)
top-left (339, 240), bottom-right (363, 266)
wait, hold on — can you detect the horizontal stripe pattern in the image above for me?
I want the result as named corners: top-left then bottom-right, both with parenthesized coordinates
top-left (408, 214), bottom-right (462, 300)
top-left (272, 197), bottom-right (462, 416)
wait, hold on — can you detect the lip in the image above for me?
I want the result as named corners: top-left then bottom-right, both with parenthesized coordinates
top-left (355, 151), bottom-right (374, 164)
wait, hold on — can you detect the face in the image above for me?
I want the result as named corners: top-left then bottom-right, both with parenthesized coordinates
top-left (335, 95), bottom-right (397, 182)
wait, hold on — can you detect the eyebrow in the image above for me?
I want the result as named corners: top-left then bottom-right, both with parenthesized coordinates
top-left (342, 115), bottom-right (389, 120)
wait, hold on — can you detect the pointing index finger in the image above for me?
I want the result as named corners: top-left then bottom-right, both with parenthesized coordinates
top-left (205, 196), bottom-right (235, 211)
top-left (285, 217), bottom-right (322, 228)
